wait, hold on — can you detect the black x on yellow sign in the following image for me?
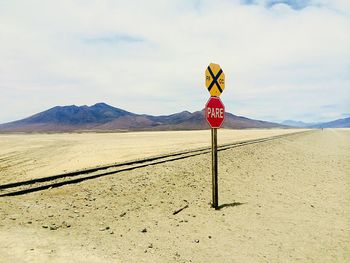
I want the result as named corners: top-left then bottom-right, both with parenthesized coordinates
top-left (205, 63), bottom-right (225, 97)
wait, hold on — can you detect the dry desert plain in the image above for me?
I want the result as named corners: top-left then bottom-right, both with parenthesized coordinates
top-left (0, 129), bottom-right (304, 185)
top-left (0, 128), bottom-right (349, 262)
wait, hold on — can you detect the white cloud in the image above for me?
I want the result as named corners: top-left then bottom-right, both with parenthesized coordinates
top-left (0, 0), bottom-right (349, 123)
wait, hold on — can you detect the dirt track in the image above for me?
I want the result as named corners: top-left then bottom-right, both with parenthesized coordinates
top-left (0, 129), bottom-right (304, 185)
top-left (0, 129), bottom-right (349, 262)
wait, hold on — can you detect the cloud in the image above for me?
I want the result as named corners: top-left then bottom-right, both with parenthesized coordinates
top-left (266, 0), bottom-right (312, 10)
top-left (241, 0), bottom-right (313, 10)
top-left (0, 0), bottom-right (349, 123)
top-left (83, 33), bottom-right (145, 45)
top-left (241, 0), bottom-right (350, 13)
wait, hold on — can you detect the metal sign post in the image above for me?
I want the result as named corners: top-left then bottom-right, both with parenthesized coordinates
top-left (205, 63), bottom-right (225, 210)
top-left (211, 128), bottom-right (218, 209)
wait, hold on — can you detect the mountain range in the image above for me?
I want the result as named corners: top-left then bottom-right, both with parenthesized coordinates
top-left (309, 117), bottom-right (350, 128)
top-left (0, 103), bottom-right (286, 132)
top-left (281, 117), bottom-right (350, 128)
top-left (1, 103), bottom-right (348, 132)
top-left (281, 120), bottom-right (316, 128)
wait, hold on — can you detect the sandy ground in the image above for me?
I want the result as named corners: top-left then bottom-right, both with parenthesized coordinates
top-left (0, 129), bottom-right (304, 185)
top-left (0, 129), bottom-right (349, 262)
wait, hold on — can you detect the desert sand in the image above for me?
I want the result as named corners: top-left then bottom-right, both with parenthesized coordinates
top-left (0, 129), bottom-right (304, 185)
top-left (0, 129), bottom-right (349, 262)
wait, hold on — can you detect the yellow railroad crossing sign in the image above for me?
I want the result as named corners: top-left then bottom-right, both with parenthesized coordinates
top-left (205, 63), bottom-right (225, 97)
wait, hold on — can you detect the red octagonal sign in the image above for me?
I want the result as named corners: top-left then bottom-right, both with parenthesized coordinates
top-left (205, 97), bottom-right (225, 128)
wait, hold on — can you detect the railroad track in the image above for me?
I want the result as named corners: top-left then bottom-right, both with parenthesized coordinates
top-left (0, 130), bottom-right (312, 197)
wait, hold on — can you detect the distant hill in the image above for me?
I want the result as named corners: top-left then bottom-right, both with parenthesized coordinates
top-left (0, 103), bottom-right (287, 132)
top-left (281, 117), bottom-right (350, 128)
top-left (310, 117), bottom-right (350, 128)
top-left (281, 120), bottom-right (317, 128)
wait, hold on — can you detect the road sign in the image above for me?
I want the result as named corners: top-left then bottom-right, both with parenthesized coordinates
top-left (205, 63), bottom-right (225, 97)
top-left (205, 97), bottom-right (225, 128)
top-left (204, 63), bottom-right (227, 210)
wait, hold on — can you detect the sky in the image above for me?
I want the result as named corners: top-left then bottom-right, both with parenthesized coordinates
top-left (0, 0), bottom-right (349, 124)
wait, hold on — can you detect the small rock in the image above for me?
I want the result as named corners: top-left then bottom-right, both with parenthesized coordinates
top-left (61, 221), bottom-right (71, 228)
top-left (98, 226), bottom-right (109, 231)
top-left (148, 243), bottom-right (153, 248)
top-left (120, 212), bottom-right (126, 217)
top-left (141, 228), bottom-right (147, 233)
top-left (27, 221), bottom-right (32, 224)
top-left (194, 239), bottom-right (199, 243)
top-left (311, 205), bottom-right (315, 208)
top-left (208, 236), bottom-right (212, 239)
top-left (42, 225), bottom-right (48, 229)
top-left (49, 225), bottom-right (58, 230)
top-left (110, 231), bottom-right (114, 234)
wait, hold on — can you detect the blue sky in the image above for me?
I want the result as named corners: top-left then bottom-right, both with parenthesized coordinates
top-left (0, 0), bottom-right (349, 123)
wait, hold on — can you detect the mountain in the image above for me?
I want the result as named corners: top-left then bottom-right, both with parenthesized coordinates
top-left (0, 103), bottom-right (286, 132)
top-left (310, 117), bottom-right (350, 128)
top-left (281, 120), bottom-right (317, 128)
top-left (281, 117), bottom-right (350, 128)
